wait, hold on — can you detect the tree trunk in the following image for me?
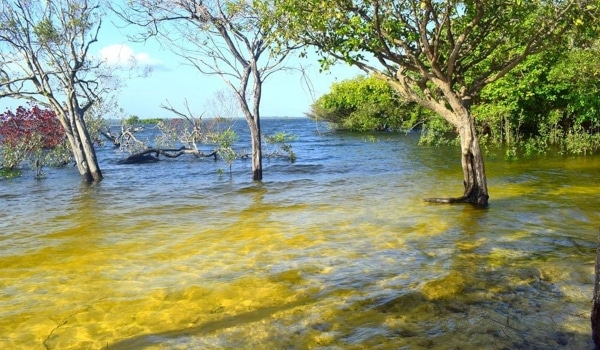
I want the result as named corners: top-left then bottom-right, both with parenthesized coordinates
top-left (63, 116), bottom-right (92, 182)
top-left (57, 110), bottom-right (103, 183)
top-left (424, 111), bottom-right (489, 208)
top-left (74, 110), bottom-right (103, 182)
top-left (458, 114), bottom-right (489, 207)
top-left (248, 117), bottom-right (263, 181)
top-left (592, 238), bottom-right (600, 347)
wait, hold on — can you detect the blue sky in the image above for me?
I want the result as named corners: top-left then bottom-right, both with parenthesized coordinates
top-left (0, 6), bottom-right (363, 119)
top-left (86, 12), bottom-right (364, 119)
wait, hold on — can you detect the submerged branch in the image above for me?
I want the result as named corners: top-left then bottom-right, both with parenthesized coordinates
top-left (423, 196), bottom-right (469, 204)
top-left (117, 146), bottom-right (217, 164)
top-left (100, 129), bottom-right (121, 147)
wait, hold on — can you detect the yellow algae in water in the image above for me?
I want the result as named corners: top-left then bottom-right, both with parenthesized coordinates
top-left (270, 269), bottom-right (304, 285)
top-left (548, 185), bottom-right (600, 196)
top-left (414, 221), bottom-right (449, 237)
top-left (422, 271), bottom-right (466, 300)
top-left (487, 247), bottom-right (529, 268)
top-left (491, 182), bottom-right (537, 199)
top-left (456, 239), bottom-right (484, 251)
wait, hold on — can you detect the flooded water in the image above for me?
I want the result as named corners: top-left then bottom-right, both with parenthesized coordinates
top-left (1, 117), bottom-right (599, 349)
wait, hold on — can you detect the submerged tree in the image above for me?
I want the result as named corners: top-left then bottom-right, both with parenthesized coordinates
top-left (0, 0), bottom-right (114, 182)
top-left (273, 0), bottom-right (592, 207)
top-left (118, 0), bottom-right (294, 181)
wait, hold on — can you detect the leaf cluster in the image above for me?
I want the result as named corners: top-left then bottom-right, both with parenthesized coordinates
top-left (272, 0), bottom-right (596, 130)
top-left (309, 75), bottom-right (428, 132)
top-left (0, 106), bottom-right (65, 149)
top-left (473, 35), bottom-right (600, 152)
top-left (0, 105), bottom-right (70, 174)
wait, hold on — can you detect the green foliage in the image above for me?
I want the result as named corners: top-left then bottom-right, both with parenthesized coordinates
top-left (1, 141), bottom-right (33, 171)
top-left (563, 125), bottom-right (600, 156)
top-left (474, 37), bottom-right (600, 156)
top-left (264, 132), bottom-right (296, 163)
top-left (140, 118), bottom-right (164, 125)
top-left (310, 75), bottom-right (422, 132)
top-left (418, 115), bottom-right (457, 146)
top-left (0, 167), bottom-right (21, 179)
top-left (124, 116), bottom-right (163, 125)
top-left (33, 18), bottom-right (60, 45)
top-left (216, 129), bottom-right (238, 177)
top-left (125, 115), bottom-right (140, 125)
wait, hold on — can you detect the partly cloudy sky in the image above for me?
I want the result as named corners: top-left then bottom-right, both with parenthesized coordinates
top-left (99, 44), bottom-right (164, 69)
top-left (91, 34), bottom-right (361, 118)
top-left (1, 10), bottom-right (361, 119)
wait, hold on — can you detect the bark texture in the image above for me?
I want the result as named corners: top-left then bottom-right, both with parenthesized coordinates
top-left (56, 108), bottom-right (103, 183)
top-left (249, 118), bottom-right (263, 181)
top-left (423, 110), bottom-right (489, 208)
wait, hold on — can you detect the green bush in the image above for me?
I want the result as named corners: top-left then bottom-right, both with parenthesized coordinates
top-left (309, 75), bottom-right (424, 132)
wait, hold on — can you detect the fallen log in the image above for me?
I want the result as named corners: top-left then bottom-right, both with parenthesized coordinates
top-left (117, 153), bottom-right (159, 164)
top-left (117, 146), bottom-right (217, 164)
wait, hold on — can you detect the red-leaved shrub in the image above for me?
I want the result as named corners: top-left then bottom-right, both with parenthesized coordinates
top-left (0, 105), bottom-right (65, 148)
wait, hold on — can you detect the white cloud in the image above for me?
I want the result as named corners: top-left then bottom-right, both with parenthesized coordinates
top-left (99, 44), bottom-right (164, 68)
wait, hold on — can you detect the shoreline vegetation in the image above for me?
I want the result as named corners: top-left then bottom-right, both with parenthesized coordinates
top-left (307, 71), bottom-right (600, 160)
top-left (2, 110), bottom-right (599, 182)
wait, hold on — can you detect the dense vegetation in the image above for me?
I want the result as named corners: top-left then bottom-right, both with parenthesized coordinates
top-left (308, 76), bottom-right (433, 132)
top-left (311, 38), bottom-right (600, 157)
top-left (0, 106), bottom-right (70, 178)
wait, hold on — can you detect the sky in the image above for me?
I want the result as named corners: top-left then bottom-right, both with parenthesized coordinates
top-left (0, 5), bottom-right (364, 119)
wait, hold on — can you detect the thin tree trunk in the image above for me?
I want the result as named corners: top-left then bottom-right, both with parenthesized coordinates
top-left (64, 114), bottom-right (93, 182)
top-left (56, 109), bottom-right (102, 182)
top-left (249, 117), bottom-right (263, 181)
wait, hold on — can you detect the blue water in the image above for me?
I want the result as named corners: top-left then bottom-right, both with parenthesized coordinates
top-left (1, 117), bottom-right (599, 349)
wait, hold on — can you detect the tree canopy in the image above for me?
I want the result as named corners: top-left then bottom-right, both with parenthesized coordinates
top-left (309, 75), bottom-right (430, 132)
top-left (0, 0), bottom-right (114, 182)
top-left (272, 0), bottom-right (590, 122)
top-left (117, 0), bottom-right (294, 181)
top-left (271, 0), bottom-right (596, 207)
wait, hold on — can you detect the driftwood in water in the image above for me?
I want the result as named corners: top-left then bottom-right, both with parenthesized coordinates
top-left (117, 146), bottom-right (217, 164)
top-left (592, 237), bottom-right (600, 346)
top-left (117, 153), bottom-right (159, 164)
top-left (100, 129), bottom-right (121, 147)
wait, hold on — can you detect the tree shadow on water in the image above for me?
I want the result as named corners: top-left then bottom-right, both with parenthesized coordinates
top-left (106, 297), bottom-right (311, 350)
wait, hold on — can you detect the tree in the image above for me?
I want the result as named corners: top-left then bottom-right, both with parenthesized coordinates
top-left (118, 0), bottom-right (293, 181)
top-left (309, 75), bottom-right (429, 132)
top-left (273, 0), bottom-right (592, 207)
top-left (472, 35), bottom-right (600, 153)
top-left (0, 0), bottom-right (113, 182)
top-left (0, 105), bottom-right (69, 178)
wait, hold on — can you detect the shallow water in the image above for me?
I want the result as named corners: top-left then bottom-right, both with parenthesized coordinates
top-left (1, 118), bottom-right (599, 349)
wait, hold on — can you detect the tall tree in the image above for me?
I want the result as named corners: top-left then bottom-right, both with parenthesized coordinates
top-left (119, 0), bottom-right (292, 181)
top-left (0, 0), bottom-right (112, 182)
top-left (273, 0), bottom-right (592, 207)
